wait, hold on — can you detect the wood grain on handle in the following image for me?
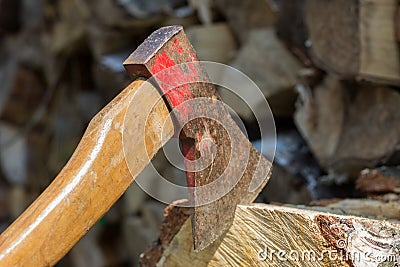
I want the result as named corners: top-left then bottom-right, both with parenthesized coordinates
top-left (0, 80), bottom-right (174, 266)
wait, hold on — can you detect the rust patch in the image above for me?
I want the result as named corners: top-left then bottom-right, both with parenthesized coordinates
top-left (315, 215), bottom-right (354, 266)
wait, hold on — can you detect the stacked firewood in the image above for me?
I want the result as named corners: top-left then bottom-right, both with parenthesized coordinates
top-left (142, 0), bottom-right (400, 266)
top-left (0, 0), bottom-right (400, 266)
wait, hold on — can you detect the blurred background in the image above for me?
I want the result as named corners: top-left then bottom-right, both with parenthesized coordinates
top-left (1, 0), bottom-right (400, 266)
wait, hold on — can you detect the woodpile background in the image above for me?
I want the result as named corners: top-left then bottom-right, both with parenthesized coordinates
top-left (0, 0), bottom-right (399, 266)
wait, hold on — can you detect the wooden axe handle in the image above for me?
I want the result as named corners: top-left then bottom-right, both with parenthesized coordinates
top-left (0, 80), bottom-right (174, 266)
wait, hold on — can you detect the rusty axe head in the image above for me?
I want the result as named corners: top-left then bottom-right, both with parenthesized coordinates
top-left (123, 25), bottom-right (272, 250)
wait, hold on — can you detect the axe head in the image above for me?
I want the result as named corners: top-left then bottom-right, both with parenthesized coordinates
top-left (123, 25), bottom-right (272, 250)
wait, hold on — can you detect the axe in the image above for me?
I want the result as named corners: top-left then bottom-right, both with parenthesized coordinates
top-left (0, 26), bottom-right (272, 266)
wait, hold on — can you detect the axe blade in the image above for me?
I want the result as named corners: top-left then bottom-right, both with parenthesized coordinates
top-left (124, 25), bottom-right (272, 250)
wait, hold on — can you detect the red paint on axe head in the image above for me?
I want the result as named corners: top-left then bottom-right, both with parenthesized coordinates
top-left (123, 25), bottom-right (272, 251)
top-left (151, 50), bottom-right (193, 113)
top-left (173, 39), bottom-right (184, 54)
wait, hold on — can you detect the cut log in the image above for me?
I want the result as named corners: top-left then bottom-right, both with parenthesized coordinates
top-left (295, 75), bottom-right (400, 172)
top-left (218, 29), bottom-right (302, 120)
top-left (305, 0), bottom-right (400, 85)
top-left (311, 198), bottom-right (400, 220)
top-left (357, 167), bottom-right (400, 194)
top-left (47, 0), bottom-right (87, 55)
top-left (185, 23), bottom-right (238, 64)
top-left (214, 0), bottom-right (277, 43)
top-left (0, 121), bottom-right (51, 189)
top-left (143, 204), bottom-right (400, 266)
top-left (0, 65), bottom-right (46, 126)
top-left (276, 0), bottom-right (309, 63)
